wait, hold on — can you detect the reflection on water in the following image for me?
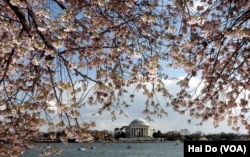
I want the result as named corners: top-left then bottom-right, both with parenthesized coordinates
top-left (20, 142), bottom-right (183, 157)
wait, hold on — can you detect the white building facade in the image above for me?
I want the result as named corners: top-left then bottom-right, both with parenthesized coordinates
top-left (124, 118), bottom-right (153, 137)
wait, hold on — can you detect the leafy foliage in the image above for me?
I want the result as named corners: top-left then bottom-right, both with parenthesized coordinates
top-left (0, 0), bottom-right (250, 155)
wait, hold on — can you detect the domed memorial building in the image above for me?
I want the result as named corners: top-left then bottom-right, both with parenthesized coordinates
top-left (124, 118), bottom-right (153, 137)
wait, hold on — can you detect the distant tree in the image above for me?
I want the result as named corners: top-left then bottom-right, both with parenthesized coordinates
top-left (205, 134), bottom-right (220, 141)
top-left (115, 131), bottom-right (126, 140)
top-left (1, 0), bottom-right (250, 156)
top-left (165, 131), bottom-right (182, 141)
top-left (205, 132), bottom-right (238, 141)
top-left (152, 130), bottom-right (162, 139)
top-left (185, 132), bottom-right (203, 141)
top-left (219, 132), bottom-right (237, 141)
top-left (114, 127), bottom-right (126, 139)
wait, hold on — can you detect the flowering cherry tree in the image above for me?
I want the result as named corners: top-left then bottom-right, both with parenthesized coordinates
top-left (0, 0), bottom-right (250, 156)
top-left (170, 0), bottom-right (250, 133)
top-left (0, 0), bottom-right (170, 155)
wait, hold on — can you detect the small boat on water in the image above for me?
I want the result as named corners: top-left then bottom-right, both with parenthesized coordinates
top-left (77, 148), bottom-right (86, 151)
top-left (77, 146), bottom-right (95, 151)
top-left (45, 144), bottom-right (51, 149)
top-left (127, 145), bottom-right (132, 149)
top-left (78, 137), bottom-right (96, 151)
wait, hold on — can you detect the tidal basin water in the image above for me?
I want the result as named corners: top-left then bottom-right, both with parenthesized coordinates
top-left (20, 142), bottom-right (183, 157)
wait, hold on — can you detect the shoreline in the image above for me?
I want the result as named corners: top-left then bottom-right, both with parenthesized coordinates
top-left (33, 140), bottom-right (182, 143)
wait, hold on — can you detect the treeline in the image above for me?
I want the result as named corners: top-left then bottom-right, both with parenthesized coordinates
top-left (36, 130), bottom-right (114, 143)
top-left (152, 130), bottom-right (250, 141)
top-left (36, 129), bottom-right (250, 142)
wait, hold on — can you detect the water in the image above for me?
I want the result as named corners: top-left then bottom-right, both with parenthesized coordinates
top-left (20, 142), bottom-right (184, 157)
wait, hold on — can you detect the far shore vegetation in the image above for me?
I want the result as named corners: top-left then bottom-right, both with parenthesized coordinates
top-left (31, 129), bottom-right (250, 143)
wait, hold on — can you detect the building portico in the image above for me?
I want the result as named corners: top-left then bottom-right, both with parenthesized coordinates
top-left (130, 127), bottom-right (149, 137)
top-left (126, 118), bottom-right (152, 137)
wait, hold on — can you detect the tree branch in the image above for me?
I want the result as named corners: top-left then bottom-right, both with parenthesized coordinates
top-left (5, 0), bottom-right (30, 34)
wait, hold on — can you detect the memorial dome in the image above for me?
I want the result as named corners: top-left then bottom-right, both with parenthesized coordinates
top-left (129, 118), bottom-right (150, 126)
